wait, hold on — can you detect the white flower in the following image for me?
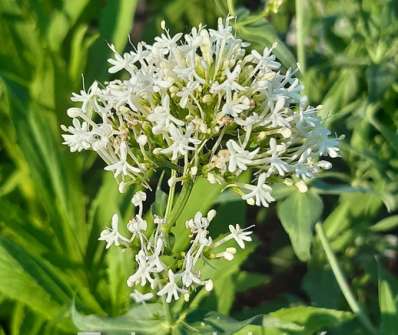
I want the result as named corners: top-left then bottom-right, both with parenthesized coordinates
top-left (157, 270), bottom-right (182, 303)
top-left (250, 45), bottom-right (280, 71)
top-left (132, 191), bottom-right (147, 207)
top-left (268, 138), bottom-right (290, 176)
top-left (220, 97), bottom-right (250, 118)
top-left (91, 123), bottom-right (113, 151)
top-left (158, 124), bottom-right (200, 161)
top-left (228, 224), bottom-right (254, 249)
top-left (242, 173), bottom-right (275, 207)
top-left (211, 65), bottom-right (244, 102)
top-left (127, 250), bottom-right (156, 288)
top-left (107, 44), bottom-right (134, 73)
top-left (186, 210), bottom-right (216, 233)
top-left (181, 253), bottom-right (202, 287)
top-left (70, 81), bottom-right (100, 113)
top-left (130, 290), bottom-right (153, 303)
top-left (147, 95), bottom-right (184, 135)
top-left (98, 214), bottom-right (129, 249)
top-left (127, 215), bottom-right (147, 235)
top-left (61, 119), bottom-right (93, 152)
top-left (226, 140), bottom-right (258, 173)
top-left (104, 141), bottom-right (140, 177)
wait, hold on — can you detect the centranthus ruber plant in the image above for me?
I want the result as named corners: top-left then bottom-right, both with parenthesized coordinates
top-left (62, 16), bottom-right (339, 331)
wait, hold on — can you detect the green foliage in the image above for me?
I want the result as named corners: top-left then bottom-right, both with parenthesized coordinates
top-left (277, 190), bottom-right (323, 261)
top-left (0, 0), bottom-right (397, 334)
top-left (378, 263), bottom-right (398, 335)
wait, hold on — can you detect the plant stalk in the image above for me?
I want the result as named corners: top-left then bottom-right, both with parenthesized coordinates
top-left (227, 0), bottom-right (235, 16)
top-left (295, 0), bottom-right (306, 72)
top-left (315, 223), bottom-right (377, 335)
top-left (165, 170), bottom-right (177, 220)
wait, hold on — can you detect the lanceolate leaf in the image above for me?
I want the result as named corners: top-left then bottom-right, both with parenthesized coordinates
top-left (86, 0), bottom-right (138, 82)
top-left (0, 238), bottom-right (73, 331)
top-left (267, 306), bottom-right (353, 335)
top-left (72, 302), bottom-right (167, 335)
top-left (235, 13), bottom-right (296, 69)
top-left (277, 190), bottom-right (323, 261)
top-left (171, 178), bottom-right (222, 252)
top-left (378, 263), bottom-right (398, 335)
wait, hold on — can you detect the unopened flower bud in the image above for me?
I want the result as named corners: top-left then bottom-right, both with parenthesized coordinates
top-left (205, 280), bottom-right (213, 292)
top-left (137, 134), bottom-right (147, 146)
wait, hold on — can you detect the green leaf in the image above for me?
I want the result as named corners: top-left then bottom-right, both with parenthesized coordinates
top-left (268, 306), bottom-right (353, 335)
top-left (72, 302), bottom-right (167, 335)
top-left (370, 215), bottom-right (398, 232)
top-left (69, 24), bottom-right (99, 84)
top-left (302, 264), bottom-right (342, 309)
top-left (171, 177), bottom-right (222, 252)
top-left (277, 190), bottom-right (323, 261)
top-left (234, 271), bottom-right (270, 293)
top-left (235, 13), bottom-right (296, 69)
top-left (378, 263), bottom-right (398, 335)
top-left (86, 0), bottom-right (138, 82)
top-left (188, 312), bottom-right (261, 335)
top-left (0, 238), bottom-right (73, 330)
top-left (105, 247), bottom-right (134, 316)
top-left (11, 303), bottom-right (44, 335)
top-left (47, 0), bottom-right (91, 51)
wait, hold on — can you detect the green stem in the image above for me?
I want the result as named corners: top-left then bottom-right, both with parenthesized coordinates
top-left (227, 0), bottom-right (235, 16)
top-left (162, 294), bottom-right (173, 332)
top-left (295, 0), bottom-right (306, 72)
top-left (164, 180), bottom-right (194, 232)
top-left (315, 223), bottom-right (377, 335)
top-left (165, 170), bottom-right (177, 220)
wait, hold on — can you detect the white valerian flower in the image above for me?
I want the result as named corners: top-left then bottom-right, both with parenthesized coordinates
top-left (127, 215), bottom-right (147, 235)
top-left (127, 250), bottom-right (156, 288)
top-left (98, 214), bottom-right (129, 249)
top-left (158, 124), bottom-right (200, 161)
top-left (157, 270), bottom-right (182, 303)
top-left (104, 141), bottom-right (140, 177)
top-left (226, 140), bottom-right (259, 173)
top-left (242, 173), bottom-right (275, 207)
top-left (147, 95), bottom-right (184, 135)
top-left (61, 119), bottom-right (93, 152)
top-left (186, 210), bottom-right (216, 233)
top-left (267, 138), bottom-right (290, 176)
top-left (63, 17), bottom-right (340, 304)
top-left (63, 17), bottom-right (338, 196)
top-left (227, 224), bottom-right (254, 249)
top-left (132, 191), bottom-right (147, 207)
top-left (130, 290), bottom-right (153, 303)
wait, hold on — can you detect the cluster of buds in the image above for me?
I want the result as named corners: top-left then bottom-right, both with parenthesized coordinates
top-left (99, 191), bottom-right (253, 303)
top-left (62, 17), bottom-right (339, 205)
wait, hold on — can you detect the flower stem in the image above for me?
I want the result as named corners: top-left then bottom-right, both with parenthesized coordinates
top-left (161, 294), bottom-right (173, 331)
top-left (315, 223), bottom-right (377, 335)
top-left (227, 0), bottom-right (235, 16)
top-left (295, 0), bottom-right (306, 72)
top-left (165, 170), bottom-right (177, 220)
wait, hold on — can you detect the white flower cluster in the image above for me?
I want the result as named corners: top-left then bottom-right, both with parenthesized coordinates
top-left (100, 191), bottom-right (253, 303)
top-left (62, 17), bottom-right (339, 205)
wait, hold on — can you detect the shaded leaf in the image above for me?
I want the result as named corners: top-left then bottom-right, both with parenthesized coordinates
top-left (277, 190), bottom-right (323, 261)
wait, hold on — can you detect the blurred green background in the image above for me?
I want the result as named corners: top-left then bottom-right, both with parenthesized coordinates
top-left (0, 0), bottom-right (397, 334)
